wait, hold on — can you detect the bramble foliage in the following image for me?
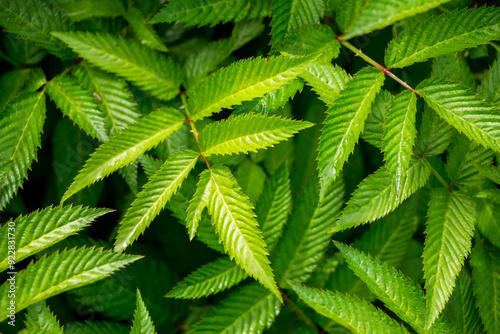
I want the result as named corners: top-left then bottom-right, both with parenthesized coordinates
top-left (0, 0), bottom-right (499, 333)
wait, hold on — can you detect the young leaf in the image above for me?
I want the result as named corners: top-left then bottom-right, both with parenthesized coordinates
top-left (417, 77), bottom-right (500, 153)
top-left (317, 66), bottom-right (385, 199)
top-left (187, 54), bottom-right (319, 121)
top-left (300, 63), bottom-right (351, 106)
top-left (188, 283), bottom-right (280, 334)
top-left (186, 170), bottom-right (214, 240)
top-left (0, 0), bottom-right (73, 59)
top-left (24, 302), bottom-right (63, 334)
top-left (423, 189), bottom-right (477, 329)
top-left (61, 108), bottom-right (185, 202)
top-left (341, 0), bottom-right (451, 40)
top-left (52, 32), bottom-right (183, 101)
top-left (199, 165), bottom-right (281, 301)
top-left (470, 241), bottom-right (500, 334)
top-left (269, 0), bottom-right (324, 47)
top-left (0, 205), bottom-right (111, 272)
top-left (114, 150), bottom-right (199, 252)
top-left (131, 290), bottom-right (157, 334)
top-left (0, 92), bottom-right (46, 211)
top-left (382, 90), bottom-right (417, 191)
top-left (72, 63), bottom-right (141, 135)
top-left (332, 157), bottom-right (431, 233)
top-left (124, 6), bottom-right (167, 52)
top-left (479, 58), bottom-right (500, 106)
top-left (198, 113), bottom-right (313, 157)
top-left (46, 75), bottom-right (109, 142)
top-left (0, 247), bottom-right (140, 322)
top-left (287, 281), bottom-right (411, 334)
top-left (57, 0), bottom-right (125, 21)
top-left (385, 7), bottom-right (500, 68)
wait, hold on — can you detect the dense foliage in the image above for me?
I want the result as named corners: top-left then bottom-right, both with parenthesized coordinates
top-left (0, 0), bottom-right (499, 333)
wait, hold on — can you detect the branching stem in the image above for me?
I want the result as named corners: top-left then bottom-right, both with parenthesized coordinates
top-left (429, 163), bottom-right (451, 190)
top-left (181, 93), bottom-right (211, 169)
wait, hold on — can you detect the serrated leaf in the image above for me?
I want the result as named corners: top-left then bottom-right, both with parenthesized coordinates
top-left (287, 281), bottom-right (411, 334)
top-left (423, 189), bottom-right (476, 329)
top-left (0, 68), bottom-right (46, 110)
top-left (52, 32), bottom-right (183, 101)
top-left (470, 241), bottom-right (500, 334)
top-left (188, 54), bottom-right (319, 121)
top-left (0, 247), bottom-right (140, 322)
top-left (72, 63), bottom-right (141, 136)
top-left (318, 66), bottom-right (385, 199)
top-left (114, 150), bottom-right (199, 252)
top-left (24, 302), bottom-right (63, 334)
top-left (415, 105), bottom-right (452, 156)
top-left (417, 77), bottom-right (500, 153)
top-left (473, 162), bottom-right (500, 184)
top-left (58, 0), bottom-right (125, 21)
top-left (61, 108), bottom-right (185, 202)
top-left (0, 0), bottom-right (73, 58)
top-left (477, 196), bottom-right (500, 249)
top-left (269, 0), bottom-right (324, 47)
top-left (479, 58), bottom-right (500, 106)
top-left (342, 0), bottom-right (450, 40)
top-left (186, 170), bottom-right (213, 240)
top-left (0, 205), bottom-right (111, 272)
top-left (300, 63), bottom-right (351, 106)
top-left (188, 283), bottom-right (280, 334)
top-left (46, 75), bottom-right (108, 142)
top-left (449, 269), bottom-right (484, 334)
top-left (131, 290), bottom-right (157, 334)
top-left (475, 188), bottom-right (500, 204)
top-left (198, 113), bottom-right (312, 157)
top-left (385, 7), bottom-right (500, 68)
top-left (0, 92), bottom-right (46, 211)
top-left (124, 6), bottom-right (167, 52)
top-left (382, 90), bottom-right (417, 191)
top-left (362, 89), bottom-right (393, 149)
top-left (332, 157), bottom-right (431, 233)
top-left (235, 160), bottom-right (267, 204)
top-left (335, 0), bottom-right (365, 33)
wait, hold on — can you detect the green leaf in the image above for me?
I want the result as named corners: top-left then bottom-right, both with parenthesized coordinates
top-left (185, 170), bottom-right (213, 240)
top-left (52, 32), bottom-right (183, 101)
top-left (287, 281), bottom-right (411, 334)
top-left (166, 257), bottom-right (246, 299)
top-left (0, 92), bottom-right (46, 211)
top-left (417, 77), bottom-right (500, 153)
top-left (382, 90), bottom-right (417, 191)
top-left (235, 160), bottom-right (267, 204)
top-left (479, 58), bottom-right (500, 106)
top-left (449, 269), bottom-right (484, 334)
top-left (0, 0), bottom-right (73, 58)
top-left (423, 189), bottom-right (476, 329)
top-left (335, 0), bottom-right (365, 34)
top-left (188, 283), bottom-right (280, 334)
top-left (341, 0), bottom-right (451, 40)
top-left (150, 0), bottom-right (267, 27)
top-left (131, 290), bottom-right (157, 334)
top-left (0, 247), bottom-right (140, 322)
top-left (114, 150), bottom-right (199, 252)
top-left (0, 205), bottom-right (111, 272)
top-left (332, 157), bottom-right (431, 233)
top-left (473, 162), bottom-right (500, 184)
top-left (415, 105), bottom-right (452, 156)
top-left (198, 113), bottom-right (313, 157)
top-left (124, 6), bottom-right (167, 52)
top-left (58, 0), bottom-right (125, 21)
top-left (300, 63), bottom-right (351, 106)
top-left (64, 321), bottom-right (129, 334)
top-left (188, 54), bottom-right (319, 121)
top-left (385, 7), bottom-right (500, 68)
top-left (72, 62), bottom-right (141, 136)
top-left (476, 196), bottom-right (500, 250)
top-left (0, 68), bottom-right (46, 110)
top-left (24, 302), bottom-right (63, 334)
top-left (269, 0), bottom-right (324, 47)
top-left (362, 89), bottom-right (393, 149)
top-left (317, 66), bottom-right (385, 199)
top-left (46, 74), bottom-right (108, 142)
top-left (470, 241), bottom-right (500, 334)
top-left (196, 165), bottom-right (281, 301)
top-left (61, 107), bottom-right (185, 202)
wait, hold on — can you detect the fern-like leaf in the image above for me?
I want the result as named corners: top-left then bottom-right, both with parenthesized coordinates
top-left (61, 108), bottom-right (185, 202)
top-left (24, 302), bottom-right (63, 334)
top-left (332, 157), bottom-right (431, 233)
top-left (52, 32), bottom-right (183, 101)
top-left (114, 150), bottom-right (199, 252)
top-left (188, 283), bottom-right (280, 334)
top-left (57, 0), bottom-right (125, 22)
top-left (287, 281), bottom-right (411, 334)
top-left (382, 90), bottom-right (417, 191)
top-left (0, 92), bottom-right (46, 210)
top-left (341, 0), bottom-right (450, 40)
top-left (385, 7), bottom-right (500, 69)
top-left (0, 0), bottom-right (73, 58)
top-left (124, 6), bottom-right (167, 52)
top-left (417, 77), bottom-right (500, 153)
top-left (470, 240), bottom-right (500, 334)
top-left (300, 63), bottom-right (350, 106)
top-left (46, 75), bottom-right (108, 142)
top-left (198, 113), bottom-right (312, 157)
top-left (318, 66), bottom-right (385, 199)
top-left (130, 290), bottom-right (157, 334)
top-left (0, 205), bottom-right (111, 272)
top-left (187, 54), bottom-right (319, 121)
top-left (0, 247), bottom-right (140, 322)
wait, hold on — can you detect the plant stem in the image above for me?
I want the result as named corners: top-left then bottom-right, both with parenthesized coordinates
top-left (429, 163), bottom-right (450, 190)
top-left (181, 93), bottom-right (211, 169)
top-left (283, 292), bottom-right (320, 333)
top-left (337, 38), bottom-right (421, 96)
